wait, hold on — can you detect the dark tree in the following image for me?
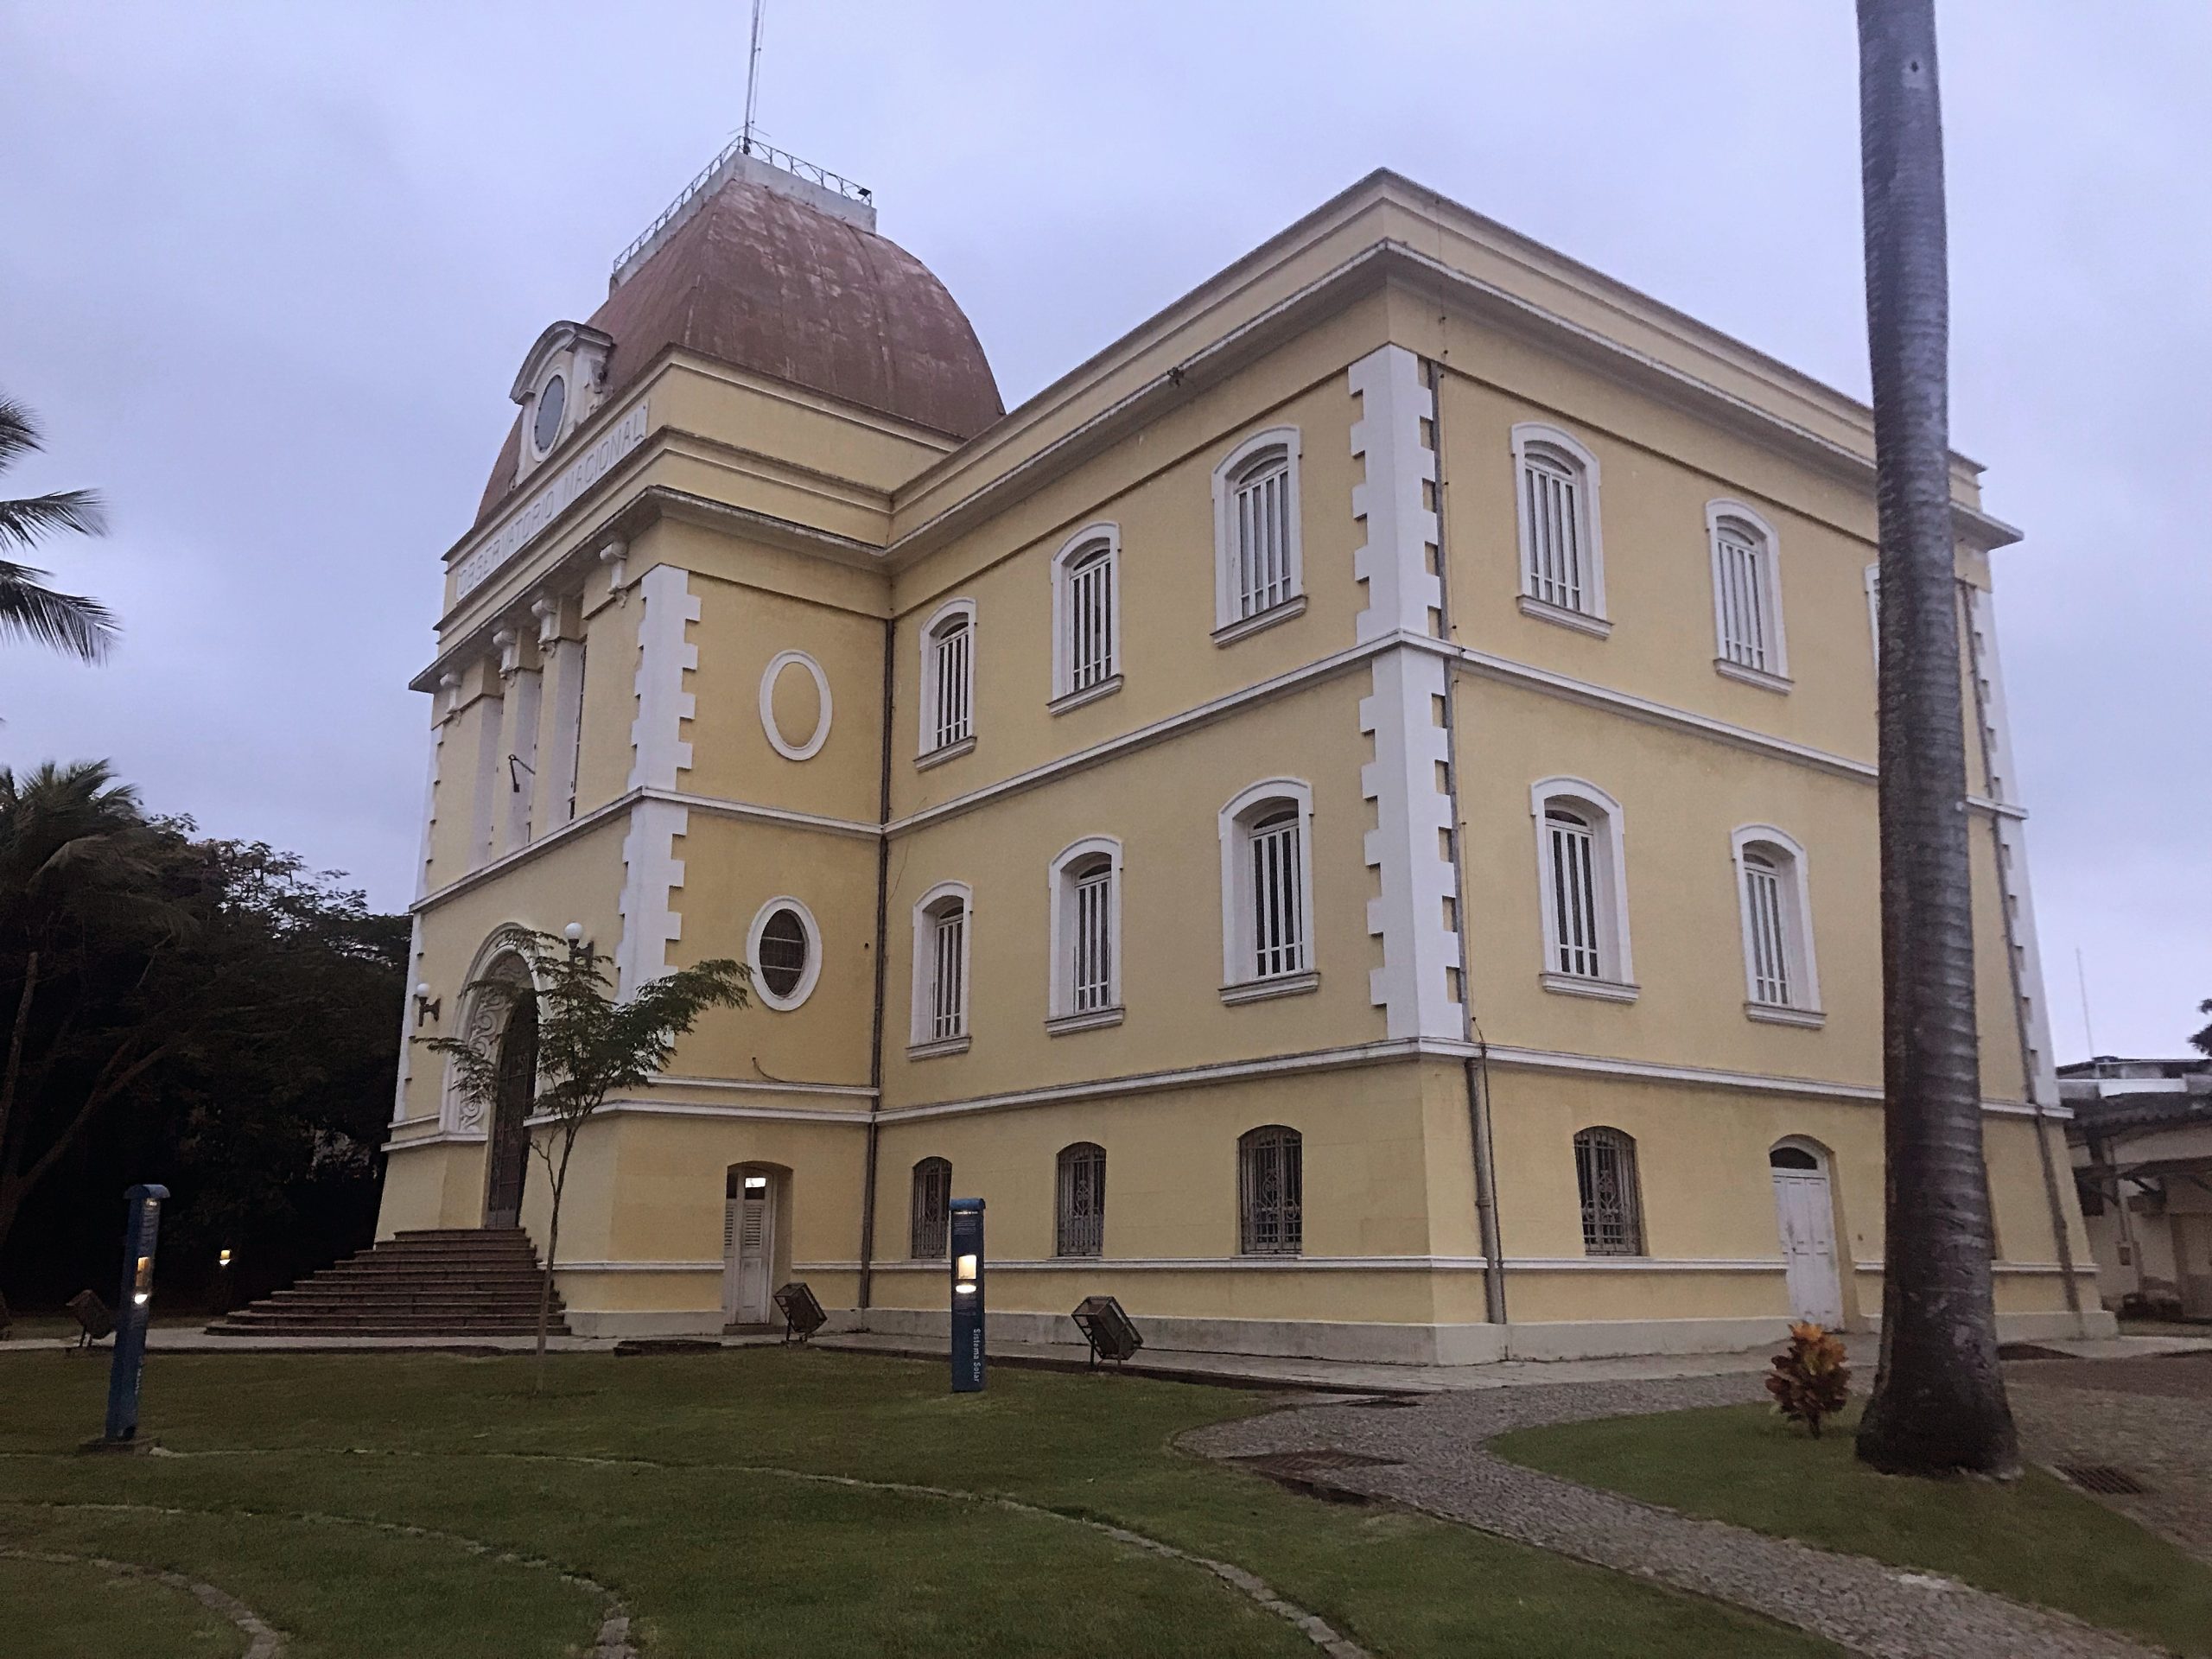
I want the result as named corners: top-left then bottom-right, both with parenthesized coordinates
top-left (1853, 0), bottom-right (2019, 1478)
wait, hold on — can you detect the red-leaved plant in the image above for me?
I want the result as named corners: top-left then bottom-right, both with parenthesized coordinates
top-left (1765, 1321), bottom-right (1852, 1437)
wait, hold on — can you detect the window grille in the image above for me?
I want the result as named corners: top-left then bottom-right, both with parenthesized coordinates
top-left (910, 1158), bottom-right (950, 1258)
top-left (1522, 448), bottom-right (1587, 613)
top-left (1574, 1127), bottom-right (1644, 1255)
top-left (757, 906), bottom-right (810, 1001)
top-left (1249, 809), bottom-right (1306, 979)
top-left (1071, 861), bottom-right (1113, 1012)
top-left (1231, 451), bottom-right (1294, 620)
top-left (1742, 851), bottom-right (1792, 1007)
top-left (1714, 519), bottom-right (1770, 671)
top-left (930, 616), bottom-right (972, 751)
top-left (1238, 1126), bottom-right (1302, 1255)
top-left (1055, 1142), bottom-right (1106, 1257)
top-left (929, 904), bottom-right (967, 1039)
top-left (1546, 808), bottom-right (1601, 978)
top-left (1066, 544), bottom-right (1115, 691)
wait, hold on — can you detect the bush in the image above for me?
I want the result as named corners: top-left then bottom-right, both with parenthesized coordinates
top-left (1765, 1321), bottom-right (1851, 1437)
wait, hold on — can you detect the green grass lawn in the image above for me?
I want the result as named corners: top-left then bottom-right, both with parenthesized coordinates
top-left (0, 1347), bottom-right (1838, 1659)
top-left (1495, 1400), bottom-right (2212, 1657)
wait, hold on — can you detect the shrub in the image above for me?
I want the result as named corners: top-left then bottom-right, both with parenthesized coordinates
top-left (1765, 1321), bottom-right (1851, 1437)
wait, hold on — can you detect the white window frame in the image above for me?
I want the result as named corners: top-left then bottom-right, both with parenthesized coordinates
top-left (1211, 427), bottom-right (1306, 642)
top-left (1046, 836), bottom-right (1124, 1032)
top-left (1731, 825), bottom-right (1823, 1026)
top-left (1510, 423), bottom-right (1608, 636)
top-left (1217, 779), bottom-right (1319, 1003)
top-left (1706, 500), bottom-right (1790, 691)
top-left (917, 599), bottom-right (977, 765)
top-left (908, 880), bottom-right (974, 1056)
top-left (1529, 777), bottom-right (1636, 1001)
top-left (745, 895), bottom-right (822, 1013)
top-left (1050, 523), bottom-right (1122, 711)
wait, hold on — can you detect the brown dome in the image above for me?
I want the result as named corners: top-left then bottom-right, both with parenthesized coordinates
top-left (478, 175), bottom-right (1001, 520)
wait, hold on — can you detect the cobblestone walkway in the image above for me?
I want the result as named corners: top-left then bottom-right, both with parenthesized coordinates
top-left (1185, 1373), bottom-right (2165, 1659)
top-left (2012, 1352), bottom-right (2212, 1564)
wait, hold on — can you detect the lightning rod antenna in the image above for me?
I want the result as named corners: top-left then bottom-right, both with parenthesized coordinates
top-left (741, 0), bottom-right (767, 155)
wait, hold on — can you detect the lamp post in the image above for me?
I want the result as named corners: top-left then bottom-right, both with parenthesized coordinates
top-left (949, 1197), bottom-right (985, 1393)
top-left (99, 1184), bottom-right (169, 1447)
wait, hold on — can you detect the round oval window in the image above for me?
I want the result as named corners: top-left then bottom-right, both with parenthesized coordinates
top-left (533, 374), bottom-right (567, 454)
top-left (757, 906), bottom-right (810, 1001)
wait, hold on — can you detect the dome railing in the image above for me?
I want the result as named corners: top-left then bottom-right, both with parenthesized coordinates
top-left (613, 137), bottom-right (874, 282)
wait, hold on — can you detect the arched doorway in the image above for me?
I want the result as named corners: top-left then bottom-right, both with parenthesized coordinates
top-left (483, 985), bottom-right (538, 1229)
top-left (1769, 1140), bottom-right (1843, 1327)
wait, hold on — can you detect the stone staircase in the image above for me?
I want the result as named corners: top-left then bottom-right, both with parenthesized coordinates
top-left (206, 1228), bottom-right (569, 1338)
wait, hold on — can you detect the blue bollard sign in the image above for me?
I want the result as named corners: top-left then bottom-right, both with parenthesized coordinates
top-left (103, 1184), bottom-right (169, 1445)
top-left (949, 1197), bottom-right (985, 1393)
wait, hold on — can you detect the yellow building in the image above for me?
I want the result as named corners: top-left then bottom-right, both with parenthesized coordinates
top-left (378, 146), bottom-right (2110, 1360)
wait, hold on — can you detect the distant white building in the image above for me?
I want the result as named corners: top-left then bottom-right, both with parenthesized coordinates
top-left (2066, 1056), bottom-right (2212, 1319)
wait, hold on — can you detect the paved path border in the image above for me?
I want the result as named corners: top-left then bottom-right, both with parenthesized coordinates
top-left (0, 1541), bottom-right (285, 1656)
top-left (1185, 1374), bottom-right (2170, 1659)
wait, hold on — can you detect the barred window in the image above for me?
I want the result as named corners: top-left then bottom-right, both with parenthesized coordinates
top-left (1573, 1126), bottom-right (1644, 1255)
top-left (1072, 860), bottom-right (1112, 1011)
top-left (1733, 829), bottom-right (1819, 1016)
top-left (1230, 449), bottom-right (1294, 620)
top-left (920, 602), bottom-right (976, 757)
top-left (1522, 445), bottom-right (1588, 612)
top-left (1055, 1142), bottom-right (1106, 1257)
top-left (757, 907), bottom-right (808, 1000)
top-left (1053, 531), bottom-right (1118, 700)
top-left (1212, 429), bottom-right (1303, 635)
top-left (1545, 808), bottom-right (1601, 979)
top-left (1531, 779), bottom-right (1632, 993)
top-left (1249, 810), bottom-right (1305, 980)
top-left (910, 1158), bottom-right (950, 1258)
top-left (1707, 503), bottom-right (1788, 685)
top-left (1049, 839), bottom-right (1122, 1025)
top-left (1238, 1125), bottom-right (1302, 1255)
top-left (911, 882), bottom-right (973, 1050)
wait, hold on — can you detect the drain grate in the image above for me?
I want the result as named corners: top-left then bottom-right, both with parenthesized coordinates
top-left (1342, 1395), bottom-right (1421, 1409)
top-left (2056, 1463), bottom-right (2151, 1496)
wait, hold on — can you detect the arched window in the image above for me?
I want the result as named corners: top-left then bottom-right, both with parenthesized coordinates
top-left (909, 881), bottom-right (973, 1055)
top-left (1211, 428), bottom-right (1305, 638)
top-left (1529, 779), bottom-right (1634, 997)
top-left (1218, 780), bottom-right (1318, 1001)
top-left (747, 896), bottom-right (821, 1011)
top-left (918, 601), bottom-right (976, 761)
top-left (1047, 837), bottom-right (1123, 1030)
top-left (1238, 1126), bottom-right (1303, 1255)
top-left (1055, 1142), bottom-right (1107, 1257)
top-left (1052, 525), bottom-right (1121, 708)
top-left (1573, 1126), bottom-right (1644, 1255)
top-left (1511, 424), bottom-right (1606, 631)
top-left (910, 1157), bottom-right (951, 1258)
top-left (1707, 502), bottom-right (1789, 688)
top-left (1732, 826), bottom-right (1821, 1022)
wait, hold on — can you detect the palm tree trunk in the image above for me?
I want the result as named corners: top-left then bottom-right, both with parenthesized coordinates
top-left (1853, 0), bottom-right (2018, 1478)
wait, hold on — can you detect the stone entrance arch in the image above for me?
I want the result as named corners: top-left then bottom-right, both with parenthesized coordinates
top-left (443, 926), bottom-right (542, 1230)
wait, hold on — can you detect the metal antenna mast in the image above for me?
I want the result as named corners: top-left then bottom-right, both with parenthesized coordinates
top-left (741, 0), bottom-right (767, 154)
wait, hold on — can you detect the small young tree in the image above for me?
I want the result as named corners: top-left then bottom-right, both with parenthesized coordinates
top-left (428, 931), bottom-right (747, 1384)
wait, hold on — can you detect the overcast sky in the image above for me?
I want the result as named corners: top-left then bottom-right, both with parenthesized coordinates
top-left (2, 2), bottom-right (2203, 1060)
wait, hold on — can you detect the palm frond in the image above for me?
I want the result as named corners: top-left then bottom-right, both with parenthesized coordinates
top-left (0, 559), bottom-right (118, 661)
top-left (0, 488), bottom-right (108, 550)
top-left (0, 398), bottom-right (41, 471)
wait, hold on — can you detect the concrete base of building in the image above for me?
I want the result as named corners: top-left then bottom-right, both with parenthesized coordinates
top-left (555, 1301), bottom-right (2117, 1356)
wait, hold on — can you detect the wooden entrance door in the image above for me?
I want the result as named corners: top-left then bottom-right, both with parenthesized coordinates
top-left (723, 1170), bottom-right (775, 1326)
top-left (483, 989), bottom-right (537, 1229)
top-left (1770, 1146), bottom-right (1844, 1327)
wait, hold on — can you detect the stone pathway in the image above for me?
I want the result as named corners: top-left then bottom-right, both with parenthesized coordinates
top-left (1185, 1373), bottom-right (2167, 1659)
top-left (2012, 1352), bottom-right (2212, 1564)
top-left (0, 1541), bottom-right (284, 1656)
